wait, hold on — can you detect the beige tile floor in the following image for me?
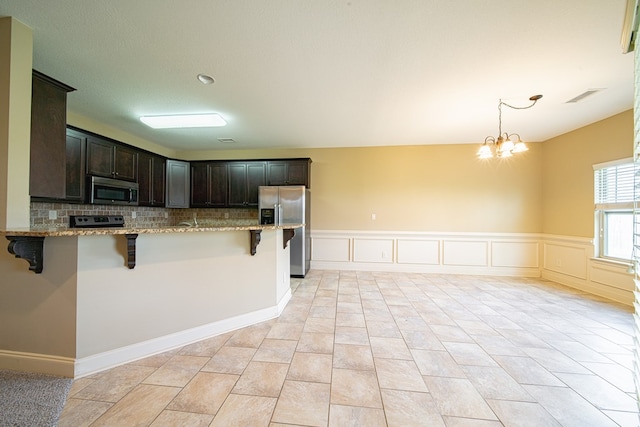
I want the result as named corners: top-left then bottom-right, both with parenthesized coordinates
top-left (59, 270), bottom-right (640, 426)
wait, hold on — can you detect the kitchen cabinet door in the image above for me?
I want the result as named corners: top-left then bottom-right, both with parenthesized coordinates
top-left (266, 162), bottom-right (287, 186)
top-left (113, 145), bottom-right (138, 181)
top-left (227, 163), bottom-right (247, 207)
top-left (151, 155), bottom-right (166, 206)
top-left (246, 162), bottom-right (266, 207)
top-left (86, 136), bottom-right (114, 178)
top-left (29, 71), bottom-right (75, 199)
top-left (86, 136), bottom-right (137, 181)
top-left (227, 162), bottom-right (266, 208)
top-left (139, 152), bottom-right (165, 206)
top-left (285, 160), bottom-right (310, 187)
top-left (166, 159), bottom-right (190, 208)
top-left (208, 162), bottom-right (228, 207)
top-left (65, 128), bottom-right (86, 202)
top-left (267, 159), bottom-right (310, 187)
top-left (190, 162), bottom-right (209, 207)
top-left (191, 162), bottom-right (228, 208)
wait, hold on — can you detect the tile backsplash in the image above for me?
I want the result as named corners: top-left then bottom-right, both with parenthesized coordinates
top-left (31, 202), bottom-right (259, 229)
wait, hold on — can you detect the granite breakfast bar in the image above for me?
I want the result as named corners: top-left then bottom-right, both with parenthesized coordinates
top-left (4, 223), bottom-right (300, 273)
top-left (0, 223), bottom-right (301, 378)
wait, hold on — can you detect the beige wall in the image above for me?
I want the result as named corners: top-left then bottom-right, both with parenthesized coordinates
top-left (307, 144), bottom-right (543, 232)
top-left (541, 110), bottom-right (633, 238)
top-left (180, 143), bottom-right (544, 233)
top-left (69, 108), bottom-right (633, 237)
top-left (0, 17), bottom-right (32, 228)
top-left (68, 111), bottom-right (178, 159)
top-left (0, 237), bottom-right (78, 363)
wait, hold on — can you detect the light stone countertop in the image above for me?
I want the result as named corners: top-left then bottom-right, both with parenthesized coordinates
top-left (0, 223), bottom-right (304, 237)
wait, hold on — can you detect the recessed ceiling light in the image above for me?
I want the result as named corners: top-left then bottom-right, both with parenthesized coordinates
top-left (197, 74), bottom-right (215, 85)
top-left (140, 113), bottom-right (227, 129)
top-left (217, 138), bottom-right (236, 143)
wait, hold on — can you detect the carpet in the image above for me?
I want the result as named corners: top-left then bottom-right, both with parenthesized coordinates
top-left (0, 370), bottom-right (72, 427)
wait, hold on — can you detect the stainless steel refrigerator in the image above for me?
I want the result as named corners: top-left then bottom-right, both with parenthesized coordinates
top-left (258, 185), bottom-right (310, 277)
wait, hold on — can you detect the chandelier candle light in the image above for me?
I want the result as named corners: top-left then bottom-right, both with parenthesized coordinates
top-left (477, 94), bottom-right (543, 159)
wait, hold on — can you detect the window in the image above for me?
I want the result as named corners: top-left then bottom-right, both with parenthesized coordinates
top-left (594, 158), bottom-right (637, 261)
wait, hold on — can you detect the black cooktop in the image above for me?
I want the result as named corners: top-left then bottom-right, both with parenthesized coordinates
top-left (69, 215), bottom-right (125, 228)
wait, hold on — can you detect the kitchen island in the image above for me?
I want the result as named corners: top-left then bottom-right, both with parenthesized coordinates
top-left (0, 223), bottom-right (301, 378)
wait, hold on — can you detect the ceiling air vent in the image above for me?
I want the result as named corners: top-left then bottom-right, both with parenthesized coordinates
top-left (565, 89), bottom-right (603, 104)
top-left (217, 138), bottom-right (236, 143)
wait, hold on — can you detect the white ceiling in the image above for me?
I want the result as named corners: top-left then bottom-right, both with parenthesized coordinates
top-left (0, 0), bottom-right (634, 151)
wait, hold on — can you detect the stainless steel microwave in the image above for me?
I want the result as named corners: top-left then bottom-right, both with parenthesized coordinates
top-left (89, 176), bottom-right (138, 205)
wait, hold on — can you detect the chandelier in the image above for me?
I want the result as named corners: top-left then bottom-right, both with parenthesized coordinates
top-left (477, 94), bottom-right (543, 159)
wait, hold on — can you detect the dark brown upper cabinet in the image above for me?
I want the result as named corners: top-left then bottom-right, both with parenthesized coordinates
top-left (29, 70), bottom-right (75, 199)
top-left (86, 135), bottom-right (137, 181)
top-left (266, 159), bottom-right (311, 187)
top-left (65, 127), bottom-right (87, 202)
top-left (138, 152), bottom-right (166, 207)
top-left (191, 161), bottom-right (228, 208)
top-left (228, 161), bottom-right (266, 208)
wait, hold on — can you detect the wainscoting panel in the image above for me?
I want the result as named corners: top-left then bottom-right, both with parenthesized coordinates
top-left (311, 231), bottom-right (539, 276)
top-left (491, 241), bottom-right (539, 268)
top-left (310, 231), bottom-right (633, 305)
top-left (543, 242), bottom-right (588, 280)
top-left (311, 237), bottom-right (350, 262)
top-left (540, 235), bottom-right (633, 305)
top-left (353, 238), bottom-right (394, 264)
top-left (590, 260), bottom-right (635, 292)
top-left (443, 240), bottom-right (488, 266)
top-left (397, 239), bottom-right (440, 265)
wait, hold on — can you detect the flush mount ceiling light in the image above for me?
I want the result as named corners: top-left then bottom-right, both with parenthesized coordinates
top-left (140, 113), bottom-right (227, 129)
top-left (197, 73), bottom-right (215, 85)
top-left (477, 95), bottom-right (542, 159)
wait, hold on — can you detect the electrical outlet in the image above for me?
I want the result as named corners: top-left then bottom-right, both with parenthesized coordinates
top-left (371, 213), bottom-right (376, 220)
top-left (48, 210), bottom-right (57, 220)
top-left (164, 212), bottom-right (168, 218)
top-left (555, 259), bottom-right (562, 267)
top-left (382, 250), bottom-right (388, 259)
top-left (131, 211), bottom-right (137, 219)
top-left (224, 212), bottom-right (229, 219)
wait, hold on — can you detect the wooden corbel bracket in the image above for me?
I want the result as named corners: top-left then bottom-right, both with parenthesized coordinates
top-left (250, 230), bottom-right (262, 255)
top-left (6, 236), bottom-right (45, 274)
top-left (283, 228), bottom-right (295, 249)
top-left (125, 234), bottom-right (138, 269)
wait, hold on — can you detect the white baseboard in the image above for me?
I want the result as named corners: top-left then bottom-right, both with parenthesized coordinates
top-left (277, 288), bottom-right (293, 313)
top-left (74, 302), bottom-right (285, 378)
top-left (0, 350), bottom-right (75, 378)
top-left (542, 269), bottom-right (633, 306)
top-left (0, 287), bottom-right (295, 379)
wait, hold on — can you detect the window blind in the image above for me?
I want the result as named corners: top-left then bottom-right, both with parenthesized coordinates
top-left (594, 161), bottom-right (637, 208)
